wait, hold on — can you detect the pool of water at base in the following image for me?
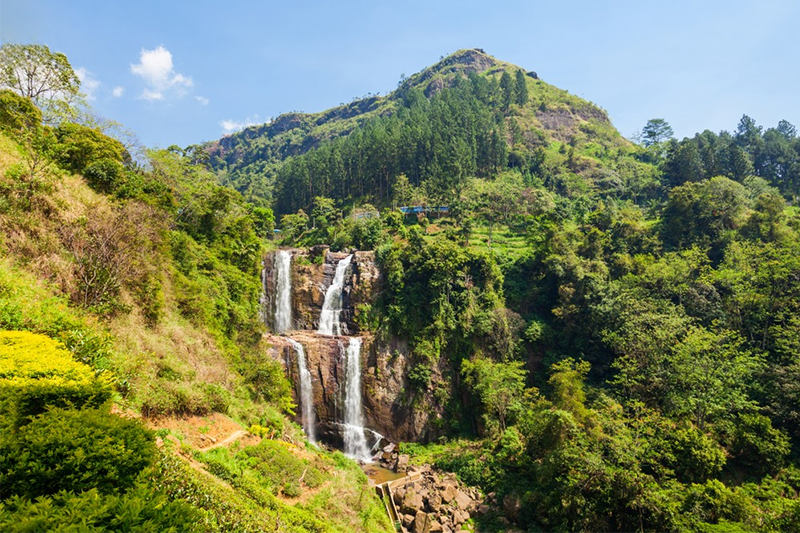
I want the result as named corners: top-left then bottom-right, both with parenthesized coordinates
top-left (363, 464), bottom-right (407, 485)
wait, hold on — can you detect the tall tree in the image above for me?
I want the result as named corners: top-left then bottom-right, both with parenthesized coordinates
top-left (641, 118), bottom-right (674, 147)
top-left (514, 69), bottom-right (529, 106)
top-left (0, 43), bottom-right (83, 123)
top-left (500, 71), bottom-right (514, 111)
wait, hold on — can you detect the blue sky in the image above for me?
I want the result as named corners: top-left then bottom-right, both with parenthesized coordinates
top-left (2, 0), bottom-right (798, 149)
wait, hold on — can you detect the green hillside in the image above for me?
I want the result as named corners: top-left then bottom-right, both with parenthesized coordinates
top-left (3, 41), bottom-right (800, 533)
top-left (206, 48), bottom-right (650, 214)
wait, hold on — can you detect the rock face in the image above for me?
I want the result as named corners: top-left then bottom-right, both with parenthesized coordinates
top-left (262, 247), bottom-right (445, 444)
top-left (263, 247), bottom-right (377, 334)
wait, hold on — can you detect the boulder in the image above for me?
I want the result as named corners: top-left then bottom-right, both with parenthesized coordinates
top-left (429, 520), bottom-right (443, 533)
top-left (401, 490), bottom-right (424, 515)
top-left (395, 454), bottom-right (410, 473)
top-left (441, 484), bottom-right (458, 504)
top-left (452, 509), bottom-right (469, 526)
top-left (412, 510), bottom-right (431, 533)
top-left (402, 514), bottom-right (415, 529)
top-left (454, 490), bottom-right (472, 510)
top-left (426, 493), bottom-right (442, 512)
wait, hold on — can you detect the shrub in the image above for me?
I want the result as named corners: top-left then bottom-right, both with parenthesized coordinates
top-left (0, 331), bottom-right (113, 428)
top-left (0, 406), bottom-right (156, 498)
top-left (53, 122), bottom-right (126, 175)
top-left (0, 486), bottom-right (202, 533)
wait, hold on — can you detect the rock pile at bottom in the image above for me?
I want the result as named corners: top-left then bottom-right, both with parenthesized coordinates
top-left (391, 465), bottom-right (485, 533)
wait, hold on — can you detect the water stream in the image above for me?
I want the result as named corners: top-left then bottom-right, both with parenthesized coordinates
top-left (317, 254), bottom-right (353, 336)
top-left (273, 250), bottom-right (293, 334)
top-left (343, 337), bottom-right (372, 461)
top-left (287, 338), bottom-right (316, 443)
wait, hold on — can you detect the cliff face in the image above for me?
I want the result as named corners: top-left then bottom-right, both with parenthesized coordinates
top-left (262, 247), bottom-right (442, 444)
top-left (263, 247), bottom-right (379, 334)
top-left (265, 331), bottom-right (440, 444)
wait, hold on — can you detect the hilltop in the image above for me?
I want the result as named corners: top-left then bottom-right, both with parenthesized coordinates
top-left (205, 48), bottom-right (640, 213)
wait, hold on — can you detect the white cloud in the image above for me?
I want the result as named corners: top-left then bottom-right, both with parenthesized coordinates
top-left (195, 96), bottom-right (209, 106)
top-left (112, 86), bottom-right (125, 98)
top-left (75, 67), bottom-right (100, 100)
top-left (142, 88), bottom-right (164, 101)
top-left (220, 115), bottom-right (262, 134)
top-left (130, 46), bottom-right (193, 100)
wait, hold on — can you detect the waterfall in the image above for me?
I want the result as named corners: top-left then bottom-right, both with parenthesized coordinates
top-left (317, 254), bottom-right (353, 336)
top-left (273, 250), bottom-right (293, 334)
top-left (343, 337), bottom-right (372, 461)
top-left (287, 338), bottom-right (316, 443)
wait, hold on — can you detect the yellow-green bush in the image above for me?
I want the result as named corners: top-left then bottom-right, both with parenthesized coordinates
top-left (0, 331), bottom-right (113, 427)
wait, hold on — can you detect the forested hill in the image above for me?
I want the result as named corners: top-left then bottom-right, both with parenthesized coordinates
top-left (205, 48), bottom-right (639, 213)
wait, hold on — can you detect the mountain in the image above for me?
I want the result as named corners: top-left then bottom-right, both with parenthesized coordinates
top-left (205, 48), bottom-right (644, 214)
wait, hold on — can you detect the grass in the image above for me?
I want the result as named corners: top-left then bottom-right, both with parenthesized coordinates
top-left (191, 440), bottom-right (392, 533)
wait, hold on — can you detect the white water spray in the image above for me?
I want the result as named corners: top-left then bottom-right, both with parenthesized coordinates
top-left (317, 254), bottom-right (353, 336)
top-left (343, 337), bottom-right (372, 461)
top-left (273, 251), bottom-right (293, 333)
top-left (287, 338), bottom-right (316, 443)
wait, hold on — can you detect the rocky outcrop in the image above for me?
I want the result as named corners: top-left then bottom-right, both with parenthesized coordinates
top-left (389, 466), bottom-right (485, 533)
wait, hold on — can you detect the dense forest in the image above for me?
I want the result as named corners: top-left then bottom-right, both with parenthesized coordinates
top-left (3, 42), bottom-right (800, 532)
top-left (228, 50), bottom-right (800, 531)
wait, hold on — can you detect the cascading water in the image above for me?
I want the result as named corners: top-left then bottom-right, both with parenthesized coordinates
top-left (317, 254), bottom-right (353, 336)
top-left (287, 338), bottom-right (316, 443)
top-left (273, 250), bottom-right (293, 334)
top-left (342, 337), bottom-right (372, 461)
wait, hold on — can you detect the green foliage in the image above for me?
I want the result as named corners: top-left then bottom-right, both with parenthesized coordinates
top-left (0, 90), bottom-right (41, 132)
top-left (461, 354), bottom-right (530, 433)
top-left (0, 407), bottom-right (156, 498)
top-left (0, 43), bottom-right (83, 124)
top-left (0, 331), bottom-right (114, 428)
top-left (53, 122), bottom-right (127, 177)
top-left (0, 486), bottom-right (202, 533)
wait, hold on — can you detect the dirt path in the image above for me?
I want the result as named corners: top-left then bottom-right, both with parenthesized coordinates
top-left (197, 429), bottom-right (248, 452)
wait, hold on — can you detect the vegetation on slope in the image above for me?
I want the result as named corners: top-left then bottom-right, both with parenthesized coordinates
top-left (0, 44), bottom-right (391, 533)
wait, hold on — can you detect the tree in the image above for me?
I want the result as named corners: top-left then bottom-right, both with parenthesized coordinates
top-left (500, 71), bottom-right (514, 111)
top-left (641, 118), bottom-right (674, 147)
top-left (514, 69), bottom-right (529, 106)
top-left (0, 44), bottom-right (83, 123)
top-left (461, 354), bottom-right (529, 433)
